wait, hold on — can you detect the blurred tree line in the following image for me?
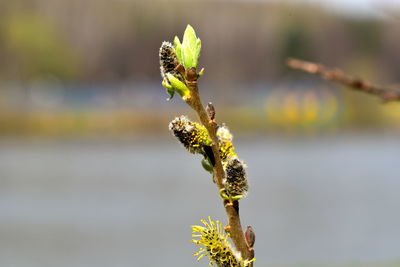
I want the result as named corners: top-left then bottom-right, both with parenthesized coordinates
top-left (0, 0), bottom-right (399, 84)
top-left (1, 0), bottom-right (400, 137)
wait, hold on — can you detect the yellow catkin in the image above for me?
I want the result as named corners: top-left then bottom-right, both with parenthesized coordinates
top-left (216, 125), bottom-right (237, 163)
top-left (169, 116), bottom-right (211, 154)
top-left (191, 217), bottom-right (254, 267)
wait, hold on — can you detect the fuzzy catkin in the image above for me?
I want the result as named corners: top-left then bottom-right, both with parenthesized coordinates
top-left (224, 157), bottom-right (249, 198)
top-left (192, 218), bottom-right (244, 267)
top-left (159, 41), bottom-right (183, 82)
top-left (169, 116), bottom-right (210, 155)
top-left (216, 125), bottom-right (237, 162)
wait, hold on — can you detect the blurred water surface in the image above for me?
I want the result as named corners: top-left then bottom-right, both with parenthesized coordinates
top-left (0, 136), bottom-right (400, 267)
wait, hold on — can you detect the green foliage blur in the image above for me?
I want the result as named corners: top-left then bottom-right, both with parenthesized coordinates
top-left (0, 0), bottom-right (400, 137)
top-left (1, 12), bottom-right (81, 81)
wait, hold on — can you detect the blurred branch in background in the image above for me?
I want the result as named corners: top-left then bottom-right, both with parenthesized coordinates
top-left (287, 58), bottom-right (400, 102)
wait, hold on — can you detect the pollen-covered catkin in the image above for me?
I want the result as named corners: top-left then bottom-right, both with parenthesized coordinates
top-left (169, 116), bottom-right (210, 154)
top-left (224, 157), bottom-right (249, 198)
top-left (192, 217), bottom-right (248, 267)
top-left (216, 125), bottom-right (237, 162)
top-left (159, 41), bottom-right (183, 82)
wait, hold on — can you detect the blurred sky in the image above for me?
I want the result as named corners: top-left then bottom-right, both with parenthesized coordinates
top-left (248, 0), bottom-right (400, 16)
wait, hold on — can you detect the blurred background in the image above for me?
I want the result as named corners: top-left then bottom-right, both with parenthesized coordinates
top-left (1, 0), bottom-right (400, 266)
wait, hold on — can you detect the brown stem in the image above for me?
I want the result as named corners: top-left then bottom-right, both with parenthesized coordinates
top-left (185, 68), bottom-right (254, 262)
top-left (287, 58), bottom-right (400, 102)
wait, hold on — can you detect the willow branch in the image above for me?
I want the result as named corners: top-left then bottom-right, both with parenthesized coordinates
top-left (287, 58), bottom-right (400, 102)
top-left (185, 67), bottom-right (254, 261)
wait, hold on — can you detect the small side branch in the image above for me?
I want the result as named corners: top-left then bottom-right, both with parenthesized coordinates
top-left (287, 58), bottom-right (400, 102)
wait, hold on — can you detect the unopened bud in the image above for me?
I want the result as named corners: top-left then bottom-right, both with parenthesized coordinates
top-left (206, 102), bottom-right (215, 121)
top-left (244, 226), bottom-right (255, 249)
top-left (186, 67), bottom-right (197, 82)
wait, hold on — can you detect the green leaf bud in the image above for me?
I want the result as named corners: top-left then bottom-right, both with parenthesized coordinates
top-left (166, 73), bottom-right (190, 99)
top-left (161, 79), bottom-right (175, 100)
top-left (173, 36), bottom-right (183, 64)
top-left (198, 68), bottom-right (204, 77)
top-left (183, 25), bottom-right (197, 50)
top-left (183, 45), bottom-right (194, 70)
top-left (176, 25), bottom-right (201, 69)
top-left (201, 158), bottom-right (213, 173)
top-left (194, 38), bottom-right (201, 68)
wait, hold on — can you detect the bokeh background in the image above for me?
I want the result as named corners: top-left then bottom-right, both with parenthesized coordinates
top-left (1, 0), bottom-right (400, 266)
